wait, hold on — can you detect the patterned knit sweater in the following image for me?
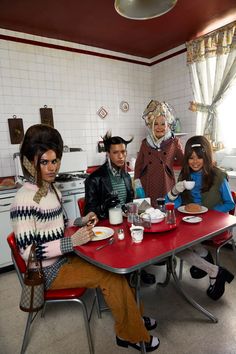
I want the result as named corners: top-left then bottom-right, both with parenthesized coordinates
top-left (10, 182), bottom-right (78, 288)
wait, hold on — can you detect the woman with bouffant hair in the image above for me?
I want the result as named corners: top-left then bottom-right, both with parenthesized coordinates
top-left (11, 124), bottom-right (159, 352)
top-left (134, 100), bottom-right (184, 207)
top-left (166, 135), bottom-right (235, 301)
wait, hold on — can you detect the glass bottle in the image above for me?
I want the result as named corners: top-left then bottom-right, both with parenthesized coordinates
top-left (165, 203), bottom-right (176, 225)
top-left (175, 118), bottom-right (181, 133)
top-left (134, 178), bottom-right (146, 198)
top-left (156, 198), bottom-right (166, 214)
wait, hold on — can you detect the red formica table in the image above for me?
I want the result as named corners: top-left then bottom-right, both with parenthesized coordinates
top-left (67, 210), bottom-right (236, 274)
top-left (66, 210), bottom-right (236, 352)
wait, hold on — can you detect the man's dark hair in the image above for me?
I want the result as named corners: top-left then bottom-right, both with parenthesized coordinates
top-left (102, 131), bottom-right (133, 152)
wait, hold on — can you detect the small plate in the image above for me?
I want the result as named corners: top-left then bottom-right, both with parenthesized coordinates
top-left (91, 227), bottom-right (114, 241)
top-left (178, 205), bottom-right (208, 214)
top-left (151, 216), bottom-right (165, 224)
top-left (182, 216), bottom-right (202, 224)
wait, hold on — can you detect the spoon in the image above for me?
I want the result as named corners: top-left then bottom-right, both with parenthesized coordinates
top-left (184, 216), bottom-right (198, 220)
top-left (96, 237), bottom-right (115, 251)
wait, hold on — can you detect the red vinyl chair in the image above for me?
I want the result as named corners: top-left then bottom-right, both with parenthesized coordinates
top-left (178, 191), bottom-right (236, 279)
top-left (78, 197), bottom-right (85, 217)
top-left (202, 191), bottom-right (236, 265)
top-left (7, 233), bottom-right (95, 354)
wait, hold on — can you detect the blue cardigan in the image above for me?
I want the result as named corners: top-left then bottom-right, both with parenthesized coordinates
top-left (165, 170), bottom-right (235, 213)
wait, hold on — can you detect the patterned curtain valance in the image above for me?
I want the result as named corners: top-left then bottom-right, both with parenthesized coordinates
top-left (186, 22), bottom-right (236, 64)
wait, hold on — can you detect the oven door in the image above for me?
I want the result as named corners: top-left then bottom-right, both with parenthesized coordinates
top-left (61, 190), bottom-right (85, 220)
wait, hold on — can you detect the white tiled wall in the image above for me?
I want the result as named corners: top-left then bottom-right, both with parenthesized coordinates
top-left (152, 45), bottom-right (195, 147)
top-left (0, 29), bottom-right (195, 177)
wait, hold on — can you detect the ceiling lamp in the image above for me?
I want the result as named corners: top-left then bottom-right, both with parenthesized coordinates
top-left (114, 0), bottom-right (178, 20)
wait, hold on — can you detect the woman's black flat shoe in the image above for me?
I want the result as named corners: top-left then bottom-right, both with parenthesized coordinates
top-left (143, 316), bottom-right (157, 330)
top-left (116, 335), bottom-right (160, 352)
top-left (207, 267), bottom-right (234, 301)
top-left (190, 251), bottom-right (214, 279)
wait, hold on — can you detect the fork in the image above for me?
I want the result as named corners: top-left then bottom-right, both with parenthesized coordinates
top-left (95, 237), bottom-right (115, 251)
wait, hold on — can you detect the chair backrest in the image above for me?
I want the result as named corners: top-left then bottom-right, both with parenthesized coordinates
top-left (229, 191), bottom-right (236, 215)
top-left (7, 232), bottom-right (26, 286)
top-left (78, 197), bottom-right (85, 217)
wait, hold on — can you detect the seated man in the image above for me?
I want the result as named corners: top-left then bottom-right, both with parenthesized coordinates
top-left (84, 131), bottom-right (133, 218)
top-left (84, 131), bottom-right (155, 285)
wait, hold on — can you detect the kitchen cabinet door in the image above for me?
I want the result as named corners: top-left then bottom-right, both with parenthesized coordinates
top-left (0, 196), bottom-right (14, 268)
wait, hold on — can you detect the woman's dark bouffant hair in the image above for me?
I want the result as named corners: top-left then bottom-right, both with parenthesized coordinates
top-left (20, 124), bottom-right (64, 183)
top-left (179, 135), bottom-right (216, 192)
top-left (102, 131), bottom-right (133, 152)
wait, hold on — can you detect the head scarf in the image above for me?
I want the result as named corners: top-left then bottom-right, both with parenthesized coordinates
top-left (23, 155), bottom-right (50, 204)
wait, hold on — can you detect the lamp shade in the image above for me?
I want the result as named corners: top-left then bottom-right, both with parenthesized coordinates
top-left (114, 0), bottom-right (178, 20)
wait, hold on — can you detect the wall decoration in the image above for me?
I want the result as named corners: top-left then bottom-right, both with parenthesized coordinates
top-left (120, 101), bottom-right (129, 112)
top-left (8, 115), bottom-right (24, 144)
top-left (40, 105), bottom-right (54, 127)
top-left (97, 107), bottom-right (108, 119)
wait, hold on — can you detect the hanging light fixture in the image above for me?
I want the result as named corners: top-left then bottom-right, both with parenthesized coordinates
top-left (114, 0), bottom-right (178, 20)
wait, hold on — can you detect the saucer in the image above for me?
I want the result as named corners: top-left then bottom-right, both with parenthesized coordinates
top-left (182, 216), bottom-right (202, 223)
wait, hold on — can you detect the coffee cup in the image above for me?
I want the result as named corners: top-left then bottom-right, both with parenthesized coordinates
top-left (184, 180), bottom-right (195, 190)
top-left (130, 225), bottom-right (144, 243)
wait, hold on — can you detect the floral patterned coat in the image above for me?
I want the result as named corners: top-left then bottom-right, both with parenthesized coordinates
top-left (134, 136), bottom-right (184, 207)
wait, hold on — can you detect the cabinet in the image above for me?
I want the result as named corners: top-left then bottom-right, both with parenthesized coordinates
top-left (0, 193), bottom-right (15, 268)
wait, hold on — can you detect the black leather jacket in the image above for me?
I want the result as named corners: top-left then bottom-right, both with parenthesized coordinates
top-left (84, 162), bottom-right (134, 219)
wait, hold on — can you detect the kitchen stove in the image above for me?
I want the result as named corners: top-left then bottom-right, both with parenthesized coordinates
top-left (55, 173), bottom-right (89, 192)
top-left (54, 172), bottom-right (89, 220)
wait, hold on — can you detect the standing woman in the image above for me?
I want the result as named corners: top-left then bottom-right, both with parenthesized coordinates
top-left (134, 100), bottom-right (184, 207)
top-left (10, 124), bottom-right (159, 352)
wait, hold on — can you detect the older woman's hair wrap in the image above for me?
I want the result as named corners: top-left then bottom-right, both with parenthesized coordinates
top-left (142, 100), bottom-right (175, 127)
top-left (102, 131), bottom-right (133, 152)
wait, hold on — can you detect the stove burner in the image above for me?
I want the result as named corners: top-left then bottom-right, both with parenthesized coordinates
top-left (55, 173), bottom-right (89, 182)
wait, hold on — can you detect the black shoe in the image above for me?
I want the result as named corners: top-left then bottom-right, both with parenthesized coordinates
top-left (143, 316), bottom-right (157, 330)
top-left (141, 270), bottom-right (156, 285)
top-left (207, 267), bottom-right (234, 301)
top-left (116, 335), bottom-right (160, 352)
top-left (190, 251), bottom-right (214, 279)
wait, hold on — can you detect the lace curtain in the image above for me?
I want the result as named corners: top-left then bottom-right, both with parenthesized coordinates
top-left (187, 22), bottom-right (236, 150)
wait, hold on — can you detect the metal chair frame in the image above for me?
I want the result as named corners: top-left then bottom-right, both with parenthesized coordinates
top-left (178, 191), bottom-right (236, 280)
top-left (7, 233), bottom-right (95, 354)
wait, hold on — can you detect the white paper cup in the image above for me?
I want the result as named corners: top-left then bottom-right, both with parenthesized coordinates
top-left (183, 180), bottom-right (195, 190)
top-left (130, 225), bottom-right (144, 243)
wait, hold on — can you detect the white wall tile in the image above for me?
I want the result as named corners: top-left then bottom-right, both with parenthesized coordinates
top-left (0, 29), bottom-right (194, 177)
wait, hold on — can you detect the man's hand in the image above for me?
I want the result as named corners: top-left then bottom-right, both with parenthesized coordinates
top-left (82, 212), bottom-right (98, 226)
top-left (103, 193), bottom-right (120, 210)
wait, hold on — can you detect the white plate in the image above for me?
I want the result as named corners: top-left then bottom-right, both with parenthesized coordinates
top-left (182, 216), bottom-right (202, 223)
top-left (151, 216), bottom-right (165, 224)
top-left (91, 227), bottom-right (114, 241)
top-left (178, 205), bottom-right (208, 214)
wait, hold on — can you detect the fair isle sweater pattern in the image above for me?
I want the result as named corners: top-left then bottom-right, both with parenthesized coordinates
top-left (10, 182), bottom-right (65, 253)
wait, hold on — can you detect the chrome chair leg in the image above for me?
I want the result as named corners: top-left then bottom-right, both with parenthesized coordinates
top-left (95, 288), bottom-right (109, 318)
top-left (20, 312), bottom-right (33, 354)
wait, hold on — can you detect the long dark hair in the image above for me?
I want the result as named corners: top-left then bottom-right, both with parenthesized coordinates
top-left (102, 131), bottom-right (133, 152)
top-left (20, 124), bottom-right (64, 186)
top-left (179, 135), bottom-right (215, 192)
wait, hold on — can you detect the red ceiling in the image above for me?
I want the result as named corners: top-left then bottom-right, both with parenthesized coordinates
top-left (0, 0), bottom-right (235, 58)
